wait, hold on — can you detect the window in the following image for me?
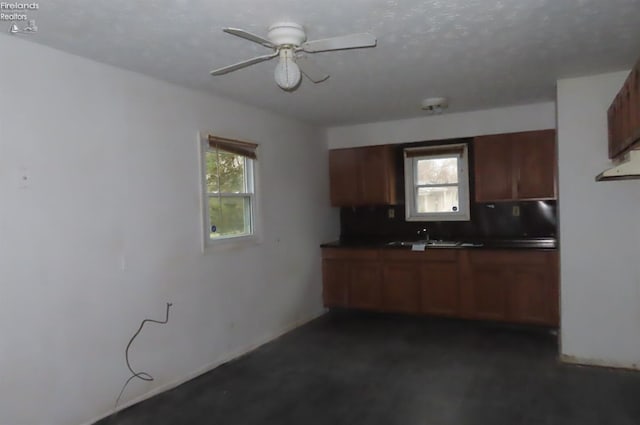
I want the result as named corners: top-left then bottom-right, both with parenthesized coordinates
top-left (404, 143), bottom-right (470, 221)
top-left (202, 134), bottom-right (257, 243)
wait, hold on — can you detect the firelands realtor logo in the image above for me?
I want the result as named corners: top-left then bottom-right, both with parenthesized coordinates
top-left (1, 2), bottom-right (39, 34)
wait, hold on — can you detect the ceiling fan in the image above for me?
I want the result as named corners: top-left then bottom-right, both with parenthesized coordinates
top-left (210, 22), bottom-right (377, 91)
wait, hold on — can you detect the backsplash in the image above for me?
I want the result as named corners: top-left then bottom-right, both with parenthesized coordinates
top-left (340, 200), bottom-right (557, 241)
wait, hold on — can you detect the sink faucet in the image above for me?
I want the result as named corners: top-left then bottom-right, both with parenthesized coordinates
top-left (417, 227), bottom-right (429, 241)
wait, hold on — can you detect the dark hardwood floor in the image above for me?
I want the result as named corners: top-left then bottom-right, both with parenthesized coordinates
top-left (97, 311), bottom-right (640, 425)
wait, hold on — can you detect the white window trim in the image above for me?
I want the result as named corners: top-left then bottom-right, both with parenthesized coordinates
top-left (404, 143), bottom-right (470, 222)
top-left (198, 132), bottom-right (261, 252)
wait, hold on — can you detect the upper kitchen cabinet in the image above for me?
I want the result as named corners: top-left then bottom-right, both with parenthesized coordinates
top-left (472, 134), bottom-right (513, 201)
top-left (608, 59), bottom-right (640, 159)
top-left (328, 148), bottom-right (360, 206)
top-left (474, 129), bottom-right (557, 202)
top-left (329, 145), bottom-right (396, 207)
top-left (515, 131), bottom-right (557, 199)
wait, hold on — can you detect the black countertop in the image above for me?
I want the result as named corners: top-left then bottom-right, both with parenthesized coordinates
top-left (321, 237), bottom-right (557, 250)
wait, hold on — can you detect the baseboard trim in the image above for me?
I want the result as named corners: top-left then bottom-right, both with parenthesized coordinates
top-left (559, 353), bottom-right (640, 372)
top-left (80, 309), bottom-right (327, 425)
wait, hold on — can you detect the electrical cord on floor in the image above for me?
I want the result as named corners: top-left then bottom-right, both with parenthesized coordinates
top-left (114, 302), bottom-right (173, 410)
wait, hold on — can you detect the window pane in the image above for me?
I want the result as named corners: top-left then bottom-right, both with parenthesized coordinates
top-left (416, 187), bottom-right (459, 213)
top-left (205, 150), bottom-right (247, 193)
top-left (205, 151), bottom-right (219, 193)
top-left (209, 196), bottom-right (251, 238)
top-left (218, 151), bottom-right (246, 193)
top-left (416, 157), bottom-right (458, 185)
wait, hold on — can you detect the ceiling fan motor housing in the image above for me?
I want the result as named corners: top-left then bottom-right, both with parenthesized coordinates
top-left (267, 22), bottom-right (306, 47)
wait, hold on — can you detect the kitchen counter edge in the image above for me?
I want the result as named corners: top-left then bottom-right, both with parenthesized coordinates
top-left (320, 239), bottom-right (558, 250)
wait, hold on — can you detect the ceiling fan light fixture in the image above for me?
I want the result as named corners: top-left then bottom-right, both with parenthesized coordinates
top-left (274, 49), bottom-right (301, 91)
top-left (210, 22), bottom-right (377, 91)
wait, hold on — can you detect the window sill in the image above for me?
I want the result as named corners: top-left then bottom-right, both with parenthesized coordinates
top-left (406, 214), bottom-right (470, 222)
top-left (202, 234), bottom-right (261, 254)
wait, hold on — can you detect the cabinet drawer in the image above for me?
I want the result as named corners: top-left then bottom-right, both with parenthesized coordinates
top-left (380, 249), bottom-right (457, 262)
top-left (322, 248), bottom-right (379, 260)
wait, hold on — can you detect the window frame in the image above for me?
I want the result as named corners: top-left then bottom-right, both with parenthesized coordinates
top-left (199, 133), bottom-right (259, 249)
top-left (403, 143), bottom-right (470, 222)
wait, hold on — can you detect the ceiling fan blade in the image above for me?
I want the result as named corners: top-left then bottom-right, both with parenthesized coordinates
top-left (210, 52), bottom-right (278, 76)
top-left (223, 27), bottom-right (275, 49)
top-left (301, 33), bottom-right (376, 53)
top-left (295, 54), bottom-right (330, 83)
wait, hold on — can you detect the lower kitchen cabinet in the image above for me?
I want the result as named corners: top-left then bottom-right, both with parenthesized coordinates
top-left (381, 250), bottom-right (459, 316)
top-left (321, 258), bottom-right (349, 308)
top-left (466, 251), bottom-right (558, 326)
top-left (381, 262), bottom-right (420, 313)
top-left (467, 264), bottom-right (509, 321)
top-left (349, 261), bottom-right (383, 309)
top-left (321, 247), bottom-right (559, 327)
top-left (421, 262), bottom-right (460, 316)
top-left (322, 248), bottom-right (381, 309)
top-left (509, 265), bottom-right (554, 324)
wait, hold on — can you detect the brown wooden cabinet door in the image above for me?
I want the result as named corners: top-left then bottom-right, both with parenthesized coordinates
top-left (420, 263), bottom-right (459, 316)
top-left (381, 262), bottom-right (420, 313)
top-left (467, 251), bottom-right (558, 326)
top-left (329, 145), bottom-right (396, 207)
top-left (473, 135), bottom-right (514, 202)
top-left (609, 96), bottom-right (624, 158)
top-left (514, 130), bottom-right (557, 200)
top-left (469, 266), bottom-right (509, 321)
top-left (631, 67), bottom-right (640, 148)
top-left (322, 259), bottom-right (349, 308)
top-left (507, 265), bottom-right (552, 325)
top-left (608, 63), bottom-right (640, 158)
top-left (360, 145), bottom-right (396, 206)
top-left (329, 148), bottom-right (360, 206)
top-left (608, 105), bottom-right (618, 159)
top-left (349, 261), bottom-right (382, 310)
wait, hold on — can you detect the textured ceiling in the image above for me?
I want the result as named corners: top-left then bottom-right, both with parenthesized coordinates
top-left (14, 0), bottom-right (640, 125)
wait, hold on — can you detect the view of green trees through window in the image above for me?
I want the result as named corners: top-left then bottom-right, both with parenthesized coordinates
top-left (206, 149), bottom-right (252, 238)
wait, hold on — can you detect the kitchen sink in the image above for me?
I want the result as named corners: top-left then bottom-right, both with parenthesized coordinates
top-left (386, 240), bottom-right (462, 248)
top-left (426, 240), bottom-right (462, 247)
top-left (385, 241), bottom-right (413, 247)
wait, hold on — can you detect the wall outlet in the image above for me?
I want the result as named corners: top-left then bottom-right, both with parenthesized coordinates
top-left (512, 206), bottom-right (520, 217)
top-left (388, 208), bottom-right (395, 219)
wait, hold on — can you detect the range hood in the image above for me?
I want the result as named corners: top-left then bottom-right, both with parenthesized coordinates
top-left (595, 150), bottom-right (640, 181)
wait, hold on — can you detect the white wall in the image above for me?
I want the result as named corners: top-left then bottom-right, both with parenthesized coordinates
top-left (327, 102), bottom-right (556, 148)
top-left (557, 71), bottom-right (640, 369)
top-left (0, 36), bottom-right (337, 425)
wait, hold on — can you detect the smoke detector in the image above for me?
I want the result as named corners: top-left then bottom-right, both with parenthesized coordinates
top-left (421, 97), bottom-right (448, 114)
